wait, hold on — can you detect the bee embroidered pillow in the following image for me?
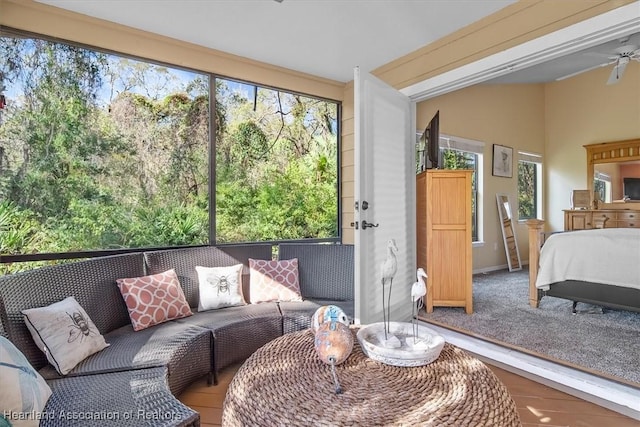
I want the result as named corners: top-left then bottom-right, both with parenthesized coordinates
top-left (195, 264), bottom-right (245, 311)
top-left (22, 296), bottom-right (109, 375)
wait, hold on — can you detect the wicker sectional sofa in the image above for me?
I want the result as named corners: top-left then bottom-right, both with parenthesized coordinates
top-left (0, 243), bottom-right (354, 427)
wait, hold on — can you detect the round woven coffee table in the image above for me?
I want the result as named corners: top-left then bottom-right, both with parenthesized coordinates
top-left (222, 328), bottom-right (521, 426)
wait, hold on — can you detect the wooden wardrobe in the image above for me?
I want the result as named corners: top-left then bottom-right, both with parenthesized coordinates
top-left (416, 170), bottom-right (473, 314)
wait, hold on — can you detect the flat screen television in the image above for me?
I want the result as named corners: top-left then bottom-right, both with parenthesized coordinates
top-left (623, 177), bottom-right (640, 201)
top-left (421, 110), bottom-right (439, 170)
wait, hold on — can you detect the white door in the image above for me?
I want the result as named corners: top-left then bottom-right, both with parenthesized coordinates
top-left (353, 67), bottom-right (416, 325)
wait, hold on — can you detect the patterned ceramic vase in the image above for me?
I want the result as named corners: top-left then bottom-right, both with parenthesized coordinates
top-left (311, 305), bottom-right (349, 334)
top-left (314, 321), bottom-right (353, 365)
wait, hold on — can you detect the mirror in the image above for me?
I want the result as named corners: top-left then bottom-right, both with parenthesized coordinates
top-left (586, 139), bottom-right (640, 206)
top-left (496, 194), bottom-right (522, 272)
top-left (593, 161), bottom-right (640, 203)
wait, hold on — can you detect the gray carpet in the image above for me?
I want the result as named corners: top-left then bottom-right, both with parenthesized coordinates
top-left (419, 268), bottom-right (640, 387)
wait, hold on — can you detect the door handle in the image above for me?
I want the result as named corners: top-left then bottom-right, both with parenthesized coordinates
top-left (362, 220), bottom-right (379, 229)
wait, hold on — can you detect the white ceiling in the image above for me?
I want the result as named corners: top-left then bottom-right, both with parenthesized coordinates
top-left (37, 0), bottom-right (515, 82)
top-left (36, 0), bottom-right (639, 86)
top-left (486, 31), bottom-right (640, 84)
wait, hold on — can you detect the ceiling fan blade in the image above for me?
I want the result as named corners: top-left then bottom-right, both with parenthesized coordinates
top-left (556, 61), bottom-right (612, 81)
top-left (606, 60), bottom-right (629, 85)
top-left (583, 51), bottom-right (617, 60)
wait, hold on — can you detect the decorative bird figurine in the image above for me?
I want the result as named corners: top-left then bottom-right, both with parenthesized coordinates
top-left (411, 268), bottom-right (428, 341)
top-left (380, 238), bottom-right (398, 340)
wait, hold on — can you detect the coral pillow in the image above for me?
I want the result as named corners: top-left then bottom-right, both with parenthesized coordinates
top-left (249, 258), bottom-right (302, 303)
top-left (116, 269), bottom-right (192, 331)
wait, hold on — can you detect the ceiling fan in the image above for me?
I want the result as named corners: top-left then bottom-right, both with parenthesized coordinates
top-left (558, 38), bottom-right (640, 85)
top-left (600, 44), bottom-right (640, 85)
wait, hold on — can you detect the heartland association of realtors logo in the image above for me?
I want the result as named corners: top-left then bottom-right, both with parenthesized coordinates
top-left (1, 410), bottom-right (185, 423)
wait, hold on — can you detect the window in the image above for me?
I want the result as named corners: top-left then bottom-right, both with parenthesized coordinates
top-left (517, 152), bottom-right (543, 220)
top-left (214, 78), bottom-right (339, 243)
top-left (0, 30), bottom-right (340, 271)
top-left (0, 32), bottom-right (211, 258)
top-left (593, 171), bottom-right (611, 203)
top-left (439, 136), bottom-right (483, 243)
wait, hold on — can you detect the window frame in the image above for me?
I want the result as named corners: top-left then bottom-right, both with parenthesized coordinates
top-left (439, 134), bottom-right (484, 245)
top-left (517, 151), bottom-right (543, 221)
top-left (0, 27), bottom-right (342, 265)
top-left (593, 171), bottom-right (612, 203)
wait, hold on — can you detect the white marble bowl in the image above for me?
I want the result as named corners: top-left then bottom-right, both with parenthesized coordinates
top-left (356, 321), bottom-right (445, 367)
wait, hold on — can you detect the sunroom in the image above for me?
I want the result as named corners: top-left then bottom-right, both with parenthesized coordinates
top-left (1, 1), bottom-right (639, 426)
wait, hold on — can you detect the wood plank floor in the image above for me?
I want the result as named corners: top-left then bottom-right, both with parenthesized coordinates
top-left (178, 361), bottom-right (640, 427)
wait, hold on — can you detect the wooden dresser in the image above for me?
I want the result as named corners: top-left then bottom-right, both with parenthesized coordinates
top-left (416, 170), bottom-right (473, 314)
top-left (564, 209), bottom-right (640, 230)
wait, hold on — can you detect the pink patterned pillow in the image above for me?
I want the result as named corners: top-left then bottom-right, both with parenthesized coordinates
top-left (116, 269), bottom-right (192, 331)
top-left (249, 258), bottom-right (302, 303)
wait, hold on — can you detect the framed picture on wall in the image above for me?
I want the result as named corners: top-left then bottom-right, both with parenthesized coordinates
top-left (492, 144), bottom-right (513, 178)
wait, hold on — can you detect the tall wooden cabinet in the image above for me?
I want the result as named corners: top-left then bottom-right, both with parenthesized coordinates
top-left (416, 170), bottom-right (473, 314)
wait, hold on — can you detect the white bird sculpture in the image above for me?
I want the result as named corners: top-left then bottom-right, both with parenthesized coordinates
top-left (411, 268), bottom-right (428, 341)
top-left (380, 239), bottom-right (398, 339)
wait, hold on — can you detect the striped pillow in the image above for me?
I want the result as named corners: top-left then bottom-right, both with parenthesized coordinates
top-left (0, 336), bottom-right (52, 427)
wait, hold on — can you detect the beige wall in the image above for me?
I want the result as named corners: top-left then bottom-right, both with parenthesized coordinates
top-left (412, 61), bottom-right (640, 270)
top-left (545, 61), bottom-right (640, 230)
top-left (341, 82), bottom-right (355, 245)
top-left (416, 84), bottom-right (546, 271)
top-left (411, 61), bottom-right (640, 271)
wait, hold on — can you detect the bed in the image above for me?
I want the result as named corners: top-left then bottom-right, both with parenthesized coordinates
top-left (527, 220), bottom-right (640, 313)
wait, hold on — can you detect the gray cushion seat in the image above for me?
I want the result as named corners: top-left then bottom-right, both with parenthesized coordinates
top-left (0, 253), bottom-right (204, 426)
top-left (38, 322), bottom-right (212, 396)
top-left (175, 304), bottom-right (282, 381)
top-left (144, 245), bottom-right (282, 382)
top-left (0, 253), bottom-right (145, 370)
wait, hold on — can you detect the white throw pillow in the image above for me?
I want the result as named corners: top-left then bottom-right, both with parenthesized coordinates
top-left (22, 296), bottom-right (109, 375)
top-left (196, 264), bottom-right (245, 311)
top-left (0, 336), bottom-right (52, 427)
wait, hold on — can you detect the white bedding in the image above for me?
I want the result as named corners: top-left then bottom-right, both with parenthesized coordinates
top-left (535, 228), bottom-right (640, 291)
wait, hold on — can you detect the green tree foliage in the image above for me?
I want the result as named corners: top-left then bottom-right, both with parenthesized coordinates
top-left (442, 149), bottom-right (472, 170)
top-left (440, 148), bottom-right (478, 240)
top-left (0, 35), bottom-right (339, 273)
top-left (214, 80), bottom-right (338, 243)
top-left (1, 39), bottom-right (108, 219)
top-left (518, 161), bottom-right (536, 219)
